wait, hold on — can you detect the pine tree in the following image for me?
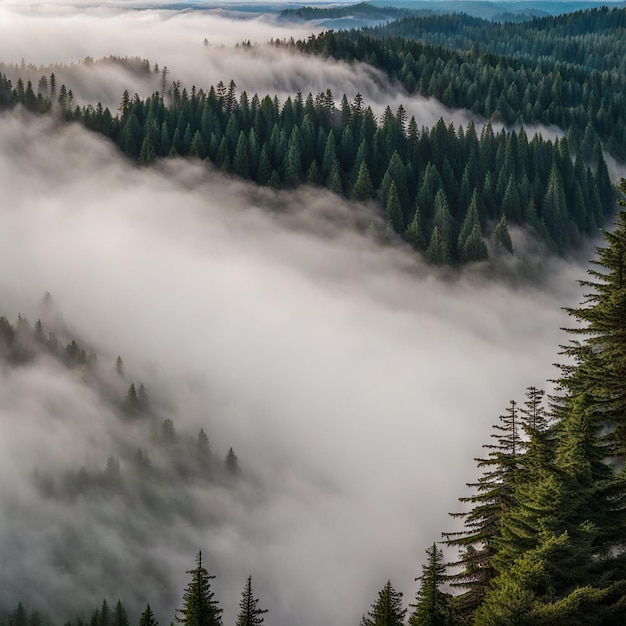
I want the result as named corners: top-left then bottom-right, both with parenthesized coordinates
top-left (112, 601), bottom-right (129, 626)
top-left (405, 202), bottom-right (426, 252)
top-left (190, 131), bottom-right (207, 159)
top-left (444, 401), bottom-right (522, 622)
top-left (409, 543), bottom-right (451, 626)
top-left (432, 190), bottom-right (454, 259)
top-left (327, 160), bottom-right (343, 195)
top-left (461, 223), bottom-right (488, 263)
top-left (100, 599), bottom-right (111, 626)
top-left (557, 179), bottom-right (626, 456)
top-left (139, 136), bottom-right (157, 165)
top-left (176, 551), bottom-right (223, 626)
top-left (426, 227), bottom-right (450, 266)
top-left (306, 160), bottom-right (323, 186)
top-left (493, 215), bottom-right (513, 253)
top-left (225, 447), bottom-right (240, 475)
top-left (361, 581), bottom-right (407, 626)
top-left (124, 383), bottom-right (139, 413)
top-left (456, 190), bottom-right (481, 257)
top-left (235, 576), bottom-right (267, 626)
top-left (352, 161), bottom-right (375, 202)
top-left (138, 605), bottom-right (158, 626)
top-left (542, 163), bottom-right (568, 252)
top-left (502, 175), bottom-right (522, 223)
top-left (233, 131), bottom-right (251, 180)
top-left (385, 180), bottom-right (404, 233)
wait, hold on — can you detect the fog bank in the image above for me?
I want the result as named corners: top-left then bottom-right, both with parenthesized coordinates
top-left (0, 109), bottom-right (589, 625)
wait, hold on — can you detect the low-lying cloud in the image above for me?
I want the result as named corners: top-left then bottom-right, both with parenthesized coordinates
top-left (0, 4), bottom-right (482, 130)
top-left (0, 109), bottom-right (589, 626)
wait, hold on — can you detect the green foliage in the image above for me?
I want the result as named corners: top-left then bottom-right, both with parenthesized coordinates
top-left (405, 203), bottom-right (425, 251)
top-left (493, 215), bottom-right (513, 254)
top-left (444, 400), bottom-right (522, 620)
top-left (558, 180), bottom-right (626, 456)
top-left (2, 64), bottom-right (612, 266)
top-left (289, 8), bottom-right (626, 160)
top-left (176, 551), bottom-right (223, 626)
top-left (360, 581), bottom-right (407, 626)
top-left (385, 181), bottom-right (403, 233)
top-left (409, 543), bottom-right (452, 626)
top-left (139, 605), bottom-right (158, 626)
top-left (352, 161), bottom-right (375, 202)
top-left (461, 224), bottom-right (488, 264)
top-left (235, 576), bottom-right (267, 626)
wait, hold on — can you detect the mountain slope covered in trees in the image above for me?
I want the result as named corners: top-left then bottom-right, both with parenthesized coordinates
top-left (289, 6), bottom-right (626, 159)
top-left (0, 66), bottom-right (616, 265)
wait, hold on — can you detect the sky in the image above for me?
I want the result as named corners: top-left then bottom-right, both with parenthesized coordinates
top-left (0, 3), bottom-right (612, 626)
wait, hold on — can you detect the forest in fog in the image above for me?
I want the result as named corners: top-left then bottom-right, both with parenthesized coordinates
top-left (1, 1), bottom-right (626, 625)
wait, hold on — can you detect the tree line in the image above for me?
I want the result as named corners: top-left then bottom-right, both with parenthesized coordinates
top-left (0, 557), bottom-right (266, 626)
top-left (350, 7), bottom-right (626, 74)
top-left (285, 7), bottom-right (626, 160)
top-left (0, 69), bottom-right (615, 264)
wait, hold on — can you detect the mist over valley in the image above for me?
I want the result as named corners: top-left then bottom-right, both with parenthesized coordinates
top-left (1, 3), bottom-right (626, 626)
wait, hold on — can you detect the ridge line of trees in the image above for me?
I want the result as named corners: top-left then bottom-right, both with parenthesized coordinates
top-left (0, 71), bottom-right (615, 264)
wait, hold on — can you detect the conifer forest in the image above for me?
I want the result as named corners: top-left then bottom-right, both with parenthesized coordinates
top-left (2, 2), bottom-right (626, 626)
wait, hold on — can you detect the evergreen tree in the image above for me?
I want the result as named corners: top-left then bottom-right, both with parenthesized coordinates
top-left (557, 179), bottom-right (626, 456)
top-left (100, 599), bottom-right (111, 626)
top-left (456, 190), bottom-right (481, 257)
top-left (112, 601), bottom-right (129, 626)
top-left (405, 203), bottom-right (426, 251)
top-left (235, 576), bottom-right (267, 626)
top-left (493, 215), bottom-right (513, 253)
top-left (190, 131), bottom-right (207, 160)
top-left (327, 160), bottom-right (343, 195)
top-left (139, 136), bottom-right (157, 165)
top-left (124, 383), bottom-right (139, 413)
top-left (461, 224), bottom-right (488, 263)
top-left (352, 161), bottom-right (375, 202)
top-left (361, 581), bottom-right (407, 626)
top-left (138, 605), bottom-right (158, 626)
top-left (306, 160), bottom-right (323, 186)
top-left (385, 180), bottom-right (404, 233)
top-left (432, 190), bottom-right (454, 259)
top-left (176, 551), bottom-right (223, 626)
top-left (233, 132), bottom-right (251, 180)
top-left (426, 227), bottom-right (450, 266)
top-left (444, 401), bottom-right (522, 622)
top-left (225, 447), bottom-right (240, 475)
top-left (115, 356), bottom-right (125, 378)
top-left (409, 543), bottom-right (451, 626)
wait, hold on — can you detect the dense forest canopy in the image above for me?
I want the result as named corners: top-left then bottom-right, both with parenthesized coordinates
top-left (0, 62), bottom-right (616, 265)
top-left (287, 6), bottom-right (626, 160)
top-left (0, 7), bottom-right (623, 268)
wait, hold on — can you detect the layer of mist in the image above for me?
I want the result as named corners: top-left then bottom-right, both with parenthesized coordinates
top-left (0, 4), bottom-right (479, 129)
top-left (0, 108), bottom-right (590, 626)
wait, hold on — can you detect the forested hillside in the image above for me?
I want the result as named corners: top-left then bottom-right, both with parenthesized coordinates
top-left (289, 7), bottom-right (626, 159)
top-left (0, 304), bottom-right (242, 497)
top-left (0, 8), bottom-right (623, 267)
top-left (366, 7), bottom-right (626, 71)
top-left (0, 67), bottom-right (615, 264)
top-left (279, 2), bottom-right (411, 22)
top-left (3, 4), bottom-right (626, 623)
